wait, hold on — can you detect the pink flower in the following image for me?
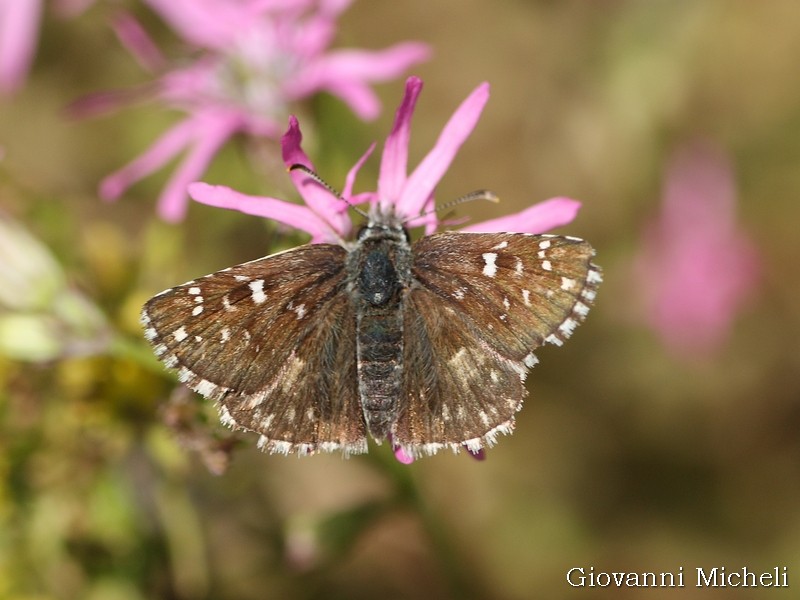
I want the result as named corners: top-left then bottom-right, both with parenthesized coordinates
top-left (81, 0), bottom-right (429, 222)
top-left (0, 0), bottom-right (42, 94)
top-left (190, 76), bottom-right (581, 242)
top-left (634, 141), bottom-right (760, 361)
top-left (0, 0), bottom-right (94, 95)
top-left (189, 76), bottom-right (583, 463)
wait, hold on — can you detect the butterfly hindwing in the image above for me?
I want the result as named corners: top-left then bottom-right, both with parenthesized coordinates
top-left (396, 286), bottom-right (526, 456)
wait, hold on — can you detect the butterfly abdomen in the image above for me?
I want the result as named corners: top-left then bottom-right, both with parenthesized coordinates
top-left (349, 227), bottom-right (412, 441)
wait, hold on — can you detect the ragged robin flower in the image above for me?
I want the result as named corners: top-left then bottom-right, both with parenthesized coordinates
top-left (76, 0), bottom-right (429, 222)
top-left (0, 0), bottom-right (93, 95)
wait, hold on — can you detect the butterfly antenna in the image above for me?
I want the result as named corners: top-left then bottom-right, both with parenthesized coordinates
top-left (439, 189), bottom-right (500, 213)
top-left (407, 189), bottom-right (500, 226)
top-left (289, 164), bottom-right (369, 219)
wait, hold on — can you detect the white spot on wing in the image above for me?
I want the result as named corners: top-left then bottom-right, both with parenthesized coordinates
top-left (522, 289), bottom-right (531, 306)
top-left (561, 277), bottom-right (576, 291)
top-left (249, 279), bottom-right (267, 304)
top-left (192, 305), bottom-right (204, 316)
top-left (194, 378), bottom-right (218, 397)
top-left (588, 268), bottom-right (603, 284)
top-left (559, 317), bottom-right (579, 338)
top-left (574, 301), bottom-right (590, 317)
top-left (482, 252), bottom-right (498, 277)
top-left (538, 239), bottom-right (551, 250)
top-left (188, 287), bottom-right (201, 295)
top-left (541, 260), bottom-right (552, 271)
top-left (492, 240), bottom-right (509, 250)
top-left (270, 440), bottom-right (292, 455)
top-left (545, 333), bottom-right (563, 346)
top-left (173, 327), bottom-right (188, 342)
top-left (219, 406), bottom-right (237, 428)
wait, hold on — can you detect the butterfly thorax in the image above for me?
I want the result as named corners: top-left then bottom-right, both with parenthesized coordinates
top-left (346, 223), bottom-right (413, 441)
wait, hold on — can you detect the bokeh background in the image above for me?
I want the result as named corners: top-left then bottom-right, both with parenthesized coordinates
top-left (2, 1), bottom-right (800, 598)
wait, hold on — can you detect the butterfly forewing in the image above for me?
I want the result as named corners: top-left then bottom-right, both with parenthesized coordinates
top-left (141, 244), bottom-right (368, 456)
top-left (390, 232), bottom-right (601, 455)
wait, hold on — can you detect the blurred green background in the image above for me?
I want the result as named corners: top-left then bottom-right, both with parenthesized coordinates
top-left (2, 1), bottom-right (800, 598)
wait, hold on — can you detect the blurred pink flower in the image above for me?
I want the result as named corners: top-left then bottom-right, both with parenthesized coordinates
top-left (0, 0), bottom-right (94, 95)
top-left (0, 0), bottom-right (42, 94)
top-left (634, 141), bottom-right (760, 360)
top-left (190, 75), bottom-right (583, 462)
top-left (82, 0), bottom-right (429, 222)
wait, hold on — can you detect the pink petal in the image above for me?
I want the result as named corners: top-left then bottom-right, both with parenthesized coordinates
top-left (393, 446), bottom-right (415, 465)
top-left (281, 116), bottom-right (351, 237)
top-left (156, 111), bottom-right (242, 222)
top-left (0, 0), bottom-right (43, 94)
top-left (99, 118), bottom-right (196, 200)
top-left (143, 0), bottom-right (245, 50)
top-left (188, 182), bottom-right (337, 243)
top-left (398, 82), bottom-right (490, 219)
top-left (467, 448), bottom-right (486, 461)
top-left (111, 11), bottom-right (166, 73)
top-left (52, 0), bottom-right (95, 17)
top-left (65, 85), bottom-right (156, 119)
top-left (342, 142), bottom-right (376, 200)
top-left (286, 44), bottom-right (430, 119)
top-left (286, 10), bottom-right (338, 58)
top-left (378, 76), bottom-right (423, 211)
top-left (460, 197), bottom-right (582, 234)
top-left (309, 43), bottom-right (432, 82)
top-left (317, 0), bottom-right (353, 16)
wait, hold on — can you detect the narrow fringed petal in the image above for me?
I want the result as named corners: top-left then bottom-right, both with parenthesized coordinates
top-left (342, 142), bottom-right (376, 200)
top-left (378, 76), bottom-right (423, 211)
top-left (99, 119), bottom-right (196, 201)
top-left (460, 197), bottom-right (582, 234)
top-left (156, 112), bottom-right (242, 222)
top-left (286, 44), bottom-right (430, 120)
top-left (111, 11), bottom-right (166, 73)
top-left (281, 116), bottom-right (351, 237)
top-left (397, 82), bottom-right (490, 218)
top-left (189, 183), bottom-right (337, 243)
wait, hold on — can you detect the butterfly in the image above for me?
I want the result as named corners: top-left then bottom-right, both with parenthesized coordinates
top-left (141, 192), bottom-right (601, 460)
